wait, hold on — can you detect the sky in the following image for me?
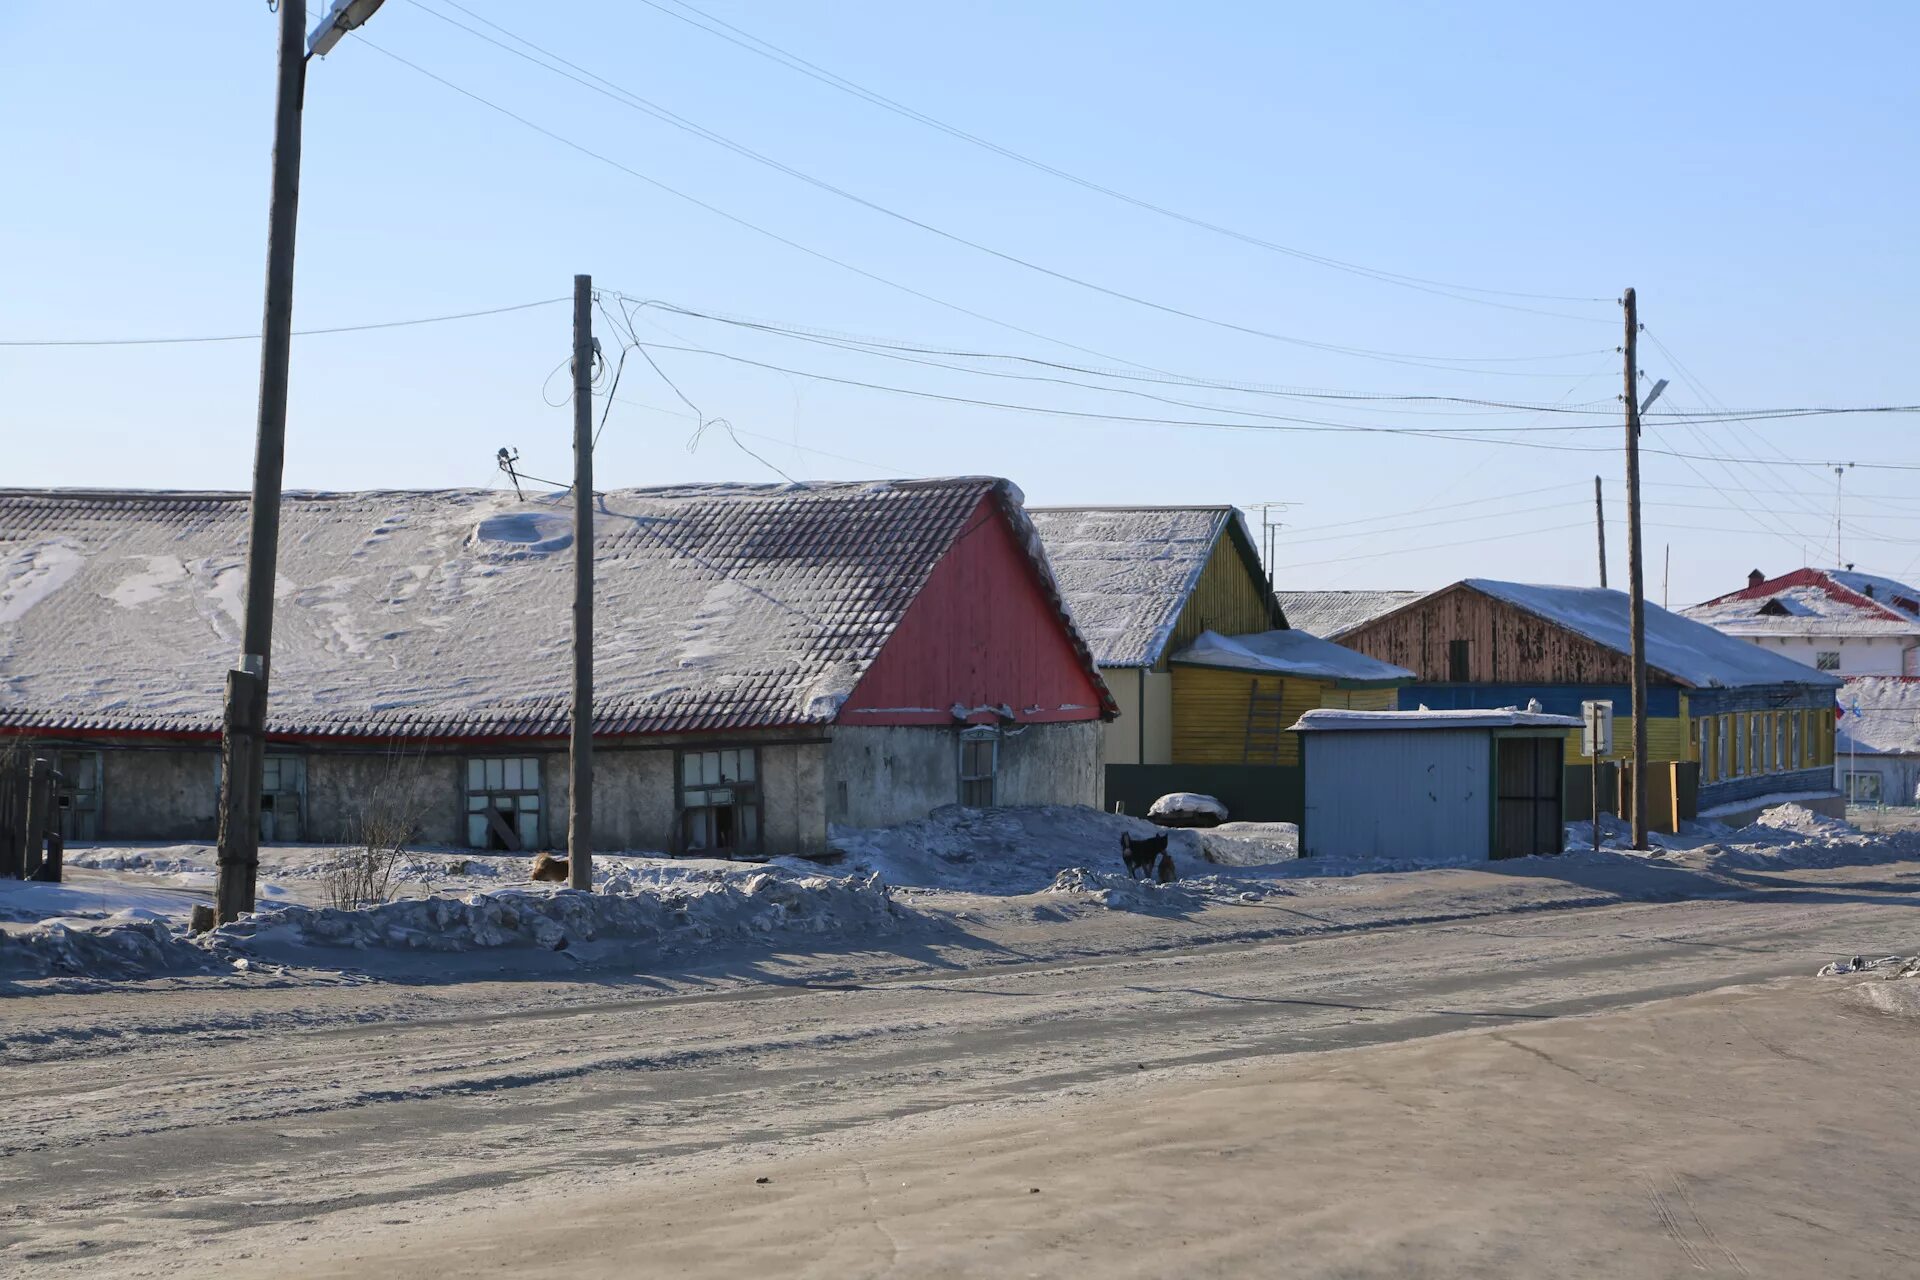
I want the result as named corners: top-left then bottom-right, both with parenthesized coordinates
top-left (3, 1), bottom-right (1916, 605)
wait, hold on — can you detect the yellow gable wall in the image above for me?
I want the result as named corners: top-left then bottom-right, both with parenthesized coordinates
top-left (1172, 666), bottom-right (1395, 766)
top-left (1162, 527), bottom-right (1278, 667)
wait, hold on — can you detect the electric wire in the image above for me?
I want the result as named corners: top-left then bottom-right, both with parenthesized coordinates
top-left (0, 296), bottom-right (569, 347)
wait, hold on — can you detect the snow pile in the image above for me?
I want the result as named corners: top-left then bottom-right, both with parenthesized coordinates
top-left (825, 805), bottom-right (1299, 895)
top-left (210, 870), bottom-right (908, 966)
top-left (0, 913), bottom-right (216, 979)
top-left (1569, 804), bottom-right (1920, 873)
top-left (1817, 954), bottom-right (1920, 978)
top-left (1745, 804), bottom-right (1856, 841)
top-left (1148, 792), bottom-right (1228, 825)
top-left (1044, 868), bottom-right (1196, 913)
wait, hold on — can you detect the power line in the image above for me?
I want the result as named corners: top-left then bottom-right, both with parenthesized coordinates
top-left (613, 0), bottom-right (1612, 314)
top-left (1274, 521), bottom-right (1589, 570)
top-left (0, 296), bottom-right (568, 347)
top-left (387, 7), bottom-right (1609, 371)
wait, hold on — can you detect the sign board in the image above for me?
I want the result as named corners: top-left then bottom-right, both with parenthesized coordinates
top-left (1582, 700), bottom-right (1614, 758)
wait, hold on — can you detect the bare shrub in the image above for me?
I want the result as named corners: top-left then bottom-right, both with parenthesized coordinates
top-left (324, 749), bottom-right (428, 911)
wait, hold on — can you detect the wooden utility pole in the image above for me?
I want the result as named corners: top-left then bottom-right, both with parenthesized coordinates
top-left (568, 275), bottom-right (595, 891)
top-left (216, 0), bottom-right (307, 923)
top-left (1623, 288), bottom-right (1650, 851)
top-left (1593, 476), bottom-right (1608, 588)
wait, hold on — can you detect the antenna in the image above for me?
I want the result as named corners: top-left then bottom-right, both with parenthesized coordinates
top-left (497, 447), bottom-right (524, 501)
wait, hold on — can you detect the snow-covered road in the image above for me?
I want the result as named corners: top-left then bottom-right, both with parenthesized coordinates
top-left (6, 861), bottom-right (1918, 1276)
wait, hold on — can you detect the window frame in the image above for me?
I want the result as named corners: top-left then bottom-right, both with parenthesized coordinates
top-left (957, 726), bottom-right (999, 808)
top-left (674, 746), bottom-right (762, 857)
top-left (463, 756), bottom-right (543, 851)
top-left (1815, 650), bottom-right (1842, 672)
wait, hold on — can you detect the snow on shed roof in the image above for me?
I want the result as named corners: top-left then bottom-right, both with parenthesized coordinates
top-left (0, 478), bottom-right (1098, 739)
top-left (1292, 707), bottom-right (1583, 732)
top-left (1273, 589), bottom-right (1425, 639)
top-left (1027, 505), bottom-right (1252, 668)
top-left (1462, 579), bottom-right (1844, 691)
top-left (1837, 677), bottom-right (1920, 757)
top-left (1170, 629), bottom-right (1414, 685)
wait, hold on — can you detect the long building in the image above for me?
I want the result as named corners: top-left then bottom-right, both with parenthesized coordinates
top-left (0, 478), bottom-right (1113, 854)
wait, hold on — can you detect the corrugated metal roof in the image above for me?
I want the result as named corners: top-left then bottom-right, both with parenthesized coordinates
top-left (1273, 589), bottom-right (1425, 639)
top-left (0, 478), bottom-right (1100, 739)
top-left (1026, 506), bottom-right (1233, 668)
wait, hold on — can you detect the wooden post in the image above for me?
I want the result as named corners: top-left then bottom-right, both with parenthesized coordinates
top-left (22, 758), bottom-right (52, 880)
top-left (216, 669), bottom-right (266, 922)
top-left (1624, 287), bottom-right (1650, 851)
top-left (568, 274), bottom-right (595, 891)
top-left (0, 745), bottom-right (26, 879)
top-left (216, 0), bottom-right (306, 921)
top-left (1594, 475), bottom-right (1608, 589)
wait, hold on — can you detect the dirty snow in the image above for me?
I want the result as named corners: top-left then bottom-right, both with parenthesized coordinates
top-left (1148, 791), bottom-right (1229, 822)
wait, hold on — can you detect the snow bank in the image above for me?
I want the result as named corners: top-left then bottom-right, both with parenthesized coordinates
top-left (824, 805), bottom-right (1299, 895)
top-left (210, 870), bottom-right (909, 968)
top-left (1149, 792), bottom-right (1229, 824)
top-left (0, 915), bottom-right (217, 980)
top-left (1044, 868), bottom-right (1198, 913)
top-left (1567, 804), bottom-right (1920, 873)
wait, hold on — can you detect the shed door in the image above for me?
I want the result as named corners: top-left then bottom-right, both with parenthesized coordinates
top-left (1495, 738), bottom-right (1563, 859)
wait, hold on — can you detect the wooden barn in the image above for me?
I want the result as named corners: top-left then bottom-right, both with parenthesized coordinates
top-left (1029, 505), bottom-right (1407, 820)
top-left (0, 478), bottom-right (1114, 856)
top-left (1338, 579), bottom-right (1844, 825)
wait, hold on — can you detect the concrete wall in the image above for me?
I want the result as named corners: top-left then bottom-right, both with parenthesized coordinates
top-left (827, 722), bottom-right (1103, 828)
top-left (304, 751), bottom-right (470, 846)
top-left (100, 747), bottom-right (219, 840)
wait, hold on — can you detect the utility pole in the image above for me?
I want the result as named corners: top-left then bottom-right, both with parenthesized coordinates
top-left (568, 275), bottom-right (595, 891)
top-left (1593, 476), bottom-right (1608, 588)
top-left (1623, 288), bottom-right (1649, 852)
top-left (216, 0), bottom-right (308, 923)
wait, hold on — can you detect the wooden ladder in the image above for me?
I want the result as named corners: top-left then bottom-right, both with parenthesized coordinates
top-left (1242, 681), bottom-right (1289, 763)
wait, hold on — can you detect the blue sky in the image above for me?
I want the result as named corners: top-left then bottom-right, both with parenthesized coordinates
top-left (3, 1), bottom-right (1915, 603)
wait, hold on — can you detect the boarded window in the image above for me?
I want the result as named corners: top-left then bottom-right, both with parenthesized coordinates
top-left (958, 728), bottom-right (998, 807)
top-left (678, 748), bottom-right (759, 855)
top-left (260, 754), bottom-right (306, 842)
top-left (1447, 640), bottom-right (1472, 683)
top-left (1815, 651), bottom-right (1841, 671)
top-left (54, 751), bottom-right (102, 840)
top-left (466, 757), bottom-right (541, 850)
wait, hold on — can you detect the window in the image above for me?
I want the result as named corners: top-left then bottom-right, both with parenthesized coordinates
top-left (958, 727), bottom-right (998, 807)
top-left (678, 749), bottom-right (759, 855)
top-left (53, 750), bottom-right (102, 840)
top-left (1815, 651), bottom-right (1841, 672)
top-left (1790, 713), bottom-right (1802, 769)
top-left (259, 755), bottom-right (306, 842)
top-left (1447, 639), bottom-right (1472, 683)
top-left (1718, 715), bottom-right (1731, 778)
top-left (1846, 772), bottom-right (1882, 805)
top-left (466, 757), bottom-right (541, 850)
top-left (1745, 716), bottom-right (1757, 776)
top-left (1696, 719), bottom-right (1711, 780)
top-left (1757, 599), bottom-right (1791, 617)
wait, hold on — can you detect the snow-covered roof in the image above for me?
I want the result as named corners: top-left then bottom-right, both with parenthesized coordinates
top-left (1028, 506), bottom-right (1269, 668)
top-left (0, 478), bottom-right (1099, 739)
top-left (1292, 707), bottom-right (1583, 732)
top-left (1170, 629), bottom-right (1415, 685)
top-left (1836, 677), bottom-right (1920, 757)
top-left (1273, 589), bottom-right (1424, 639)
top-left (1463, 579), bottom-right (1844, 691)
top-left (1683, 568), bottom-right (1920, 637)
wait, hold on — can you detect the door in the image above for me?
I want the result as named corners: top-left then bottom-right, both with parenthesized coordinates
top-left (1495, 737), bottom-right (1564, 858)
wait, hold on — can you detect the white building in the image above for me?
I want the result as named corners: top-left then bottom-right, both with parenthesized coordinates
top-left (1683, 568), bottom-right (1920, 678)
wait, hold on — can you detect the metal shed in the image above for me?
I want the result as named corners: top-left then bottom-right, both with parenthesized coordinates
top-left (1293, 708), bottom-right (1584, 862)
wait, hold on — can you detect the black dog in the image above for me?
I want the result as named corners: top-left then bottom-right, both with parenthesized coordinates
top-left (1120, 831), bottom-right (1169, 879)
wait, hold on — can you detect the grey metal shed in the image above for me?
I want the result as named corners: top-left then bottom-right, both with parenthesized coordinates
top-left (1293, 708), bottom-right (1584, 861)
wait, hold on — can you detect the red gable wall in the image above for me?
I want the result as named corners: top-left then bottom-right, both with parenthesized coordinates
top-left (839, 494), bottom-right (1108, 726)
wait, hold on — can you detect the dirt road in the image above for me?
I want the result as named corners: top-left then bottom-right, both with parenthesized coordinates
top-left (5, 867), bottom-right (1917, 1276)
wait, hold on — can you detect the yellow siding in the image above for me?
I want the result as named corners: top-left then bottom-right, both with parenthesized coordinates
top-left (1170, 668), bottom-right (1387, 765)
top-left (1163, 532), bottom-right (1275, 663)
top-left (1565, 716), bottom-right (1687, 765)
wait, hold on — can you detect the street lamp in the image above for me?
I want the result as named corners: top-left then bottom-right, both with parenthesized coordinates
top-left (213, 0), bottom-right (384, 923)
top-left (308, 0), bottom-right (387, 58)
